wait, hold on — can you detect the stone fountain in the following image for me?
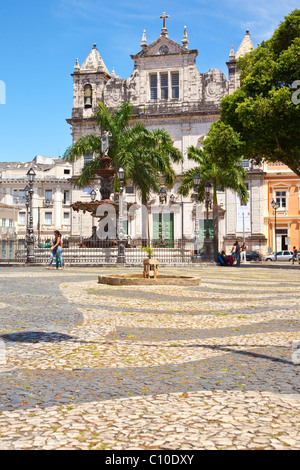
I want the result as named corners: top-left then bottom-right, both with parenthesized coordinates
top-left (72, 132), bottom-right (122, 221)
top-left (97, 273), bottom-right (201, 286)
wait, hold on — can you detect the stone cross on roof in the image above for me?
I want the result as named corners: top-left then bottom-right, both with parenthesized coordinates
top-left (160, 12), bottom-right (169, 29)
top-left (160, 12), bottom-right (170, 37)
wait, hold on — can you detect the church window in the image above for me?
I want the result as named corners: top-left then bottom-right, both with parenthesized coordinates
top-left (84, 84), bottom-right (92, 108)
top-left (150, 74), bottom-right (158, 100)
top-left (171, 72), bottom-right (179, 99)
top-left (150, 72), bottom-right (180, 101)
top-left (160, 73), bottom-right (168, 100)
top-left (84, 153), bottom-right (93, 167)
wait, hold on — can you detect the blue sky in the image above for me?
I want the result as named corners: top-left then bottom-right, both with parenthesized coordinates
top-left (0, 0), bottom-right (298, 162)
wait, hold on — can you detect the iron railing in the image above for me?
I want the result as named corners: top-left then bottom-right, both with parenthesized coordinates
top-left (0, 237), bottom-right (213, 265)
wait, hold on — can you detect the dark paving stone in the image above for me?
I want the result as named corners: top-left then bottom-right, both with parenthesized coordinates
top-left (0, 345), bottom-right (298, 411)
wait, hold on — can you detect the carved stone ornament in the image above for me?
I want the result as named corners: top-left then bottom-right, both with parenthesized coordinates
top-left (104, 78), bottom-right (124, 107)
top-left (204, 71), bottom-right (227, 102)
top-left (112, 88), bottom-right (121, 102)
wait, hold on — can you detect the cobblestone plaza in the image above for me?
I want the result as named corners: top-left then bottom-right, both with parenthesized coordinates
top-left (0, 264), bottom-right (299, 450)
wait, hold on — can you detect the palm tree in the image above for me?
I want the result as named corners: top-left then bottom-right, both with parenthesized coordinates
top-left (64, 101), bottom-right (182, 205)
top-left (64, 101), bottom-right (183, 246)
top-left (178, 145), bottom-right (249, 261)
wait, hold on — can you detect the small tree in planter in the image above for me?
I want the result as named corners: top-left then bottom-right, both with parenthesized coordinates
top-left (140, 246), bottom-right (158, 278)
top-left (140, 246), bottom-right (154, 259)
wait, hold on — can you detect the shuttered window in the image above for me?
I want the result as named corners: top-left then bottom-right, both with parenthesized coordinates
top-left (150, 74), bottom-right (158, 100)
top-left (150, 72), bottom-right (180, 100)
top-left (171, 72), bottom-right (179, 99)
top-left (160, 73), bottom-right (168, 100)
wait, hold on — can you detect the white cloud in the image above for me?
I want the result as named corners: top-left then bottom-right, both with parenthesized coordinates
top-left (222, 0), bottom-right (299, 39)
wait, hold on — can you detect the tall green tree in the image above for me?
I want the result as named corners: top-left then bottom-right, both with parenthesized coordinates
top-left (220, 9), bottom-right (300, 176)
top-left (178, 121), bottom-right (249, 260)
top-left (64, 101), bottom-right (183, 205)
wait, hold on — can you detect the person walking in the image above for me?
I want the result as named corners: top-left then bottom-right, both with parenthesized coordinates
top-left (47, 230), bottom-right (63, 270)
top-left (241, 242), bottom-right (247, 263)
top-left (292, 246), bottom-right (298, 265)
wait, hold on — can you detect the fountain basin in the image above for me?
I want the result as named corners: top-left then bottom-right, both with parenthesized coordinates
top-left (98, 274), bottom-right (201, 286)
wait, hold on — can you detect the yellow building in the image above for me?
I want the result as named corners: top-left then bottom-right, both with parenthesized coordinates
top-left (264, 162), bottom-right (300, 252)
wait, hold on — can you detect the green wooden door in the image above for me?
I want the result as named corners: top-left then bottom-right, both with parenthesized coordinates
top-left (153, 213), bottom-right (174, 247)
top-left (199, 219), bottom-right (213, 239)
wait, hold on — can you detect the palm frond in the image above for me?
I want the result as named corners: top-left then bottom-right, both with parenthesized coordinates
top-left (187, 146), bottom-right (205, 164)
top-left (74, 156), bottom-right (104, 188)
top-left (63, 135), bottom-right (101, 162)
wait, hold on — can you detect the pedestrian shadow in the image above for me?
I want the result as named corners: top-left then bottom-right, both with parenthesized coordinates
top-left (0, 332), bottom-right (76, 343)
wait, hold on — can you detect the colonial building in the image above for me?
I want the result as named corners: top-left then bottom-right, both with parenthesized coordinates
top-left (66, 15), bottom-right (267, 253)
top-left (0, 156), bottom-right (73, 241)
top-left (264, 162), bottom-right (300, 253)
top-left (0, 201), bottom-right (20, 259)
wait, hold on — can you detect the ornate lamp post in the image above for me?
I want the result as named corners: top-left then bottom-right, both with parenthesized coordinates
top-left (193, 173), bottom-right (201, 261)
top-left (271, 199), bottom-right (280, 260)
top-left (117, 167), bottom-right (126, 263)
top-left (204, 181), bottom-right (212, 261)
top-left (37, 198), bottom-right (50, 246)
top-left (24, 168), bottom-right (36, 263)
top-left (159, 187), bottom-right (167, 246)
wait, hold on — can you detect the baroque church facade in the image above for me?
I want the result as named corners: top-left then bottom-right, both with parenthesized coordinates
top-left (67, 16), bottom-right (267, 253)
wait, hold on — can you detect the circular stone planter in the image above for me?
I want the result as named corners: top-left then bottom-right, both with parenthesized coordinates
top-left (98, 274), bottom-right (201, 286)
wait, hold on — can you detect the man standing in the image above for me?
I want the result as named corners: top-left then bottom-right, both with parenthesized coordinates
top-left (235, 241), bottom-right (241, 266)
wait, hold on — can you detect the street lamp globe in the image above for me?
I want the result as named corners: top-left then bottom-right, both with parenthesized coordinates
top-left (117, 167), bottom-right (125, 183)
top-left (193, 173), bottom-right (201, 188)
top-left (205, 181), bottom-right (212, 194)
top-left (169, 194), bottom-right (176, 204)
top-left (271, 199), bottom-right (280, 210)
top-left (90, 189), bottom-right (97, 202)
top-left (27, 168), bottom-right (36, 183)
top-left (159, 187), bottom-right (167, 204)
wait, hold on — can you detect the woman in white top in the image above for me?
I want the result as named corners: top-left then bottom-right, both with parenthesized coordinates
top-left (241, 242), bottom-right (247, 263)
